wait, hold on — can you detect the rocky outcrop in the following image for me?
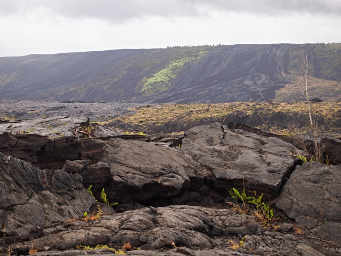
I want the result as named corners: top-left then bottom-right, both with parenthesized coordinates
top-left (1, 123), bottom-right (340, 255)
top-left (276, 162), bottom-right (341, 245)
top-left (0, 123), bottom-right (302, 208)
top-left (52, 123), bottom-right (302, 210)
top-left (0, 152), bottom-right (95, 248)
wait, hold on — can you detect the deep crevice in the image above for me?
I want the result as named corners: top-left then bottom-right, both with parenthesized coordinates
top-left (277, 159), bottom-right (303, 195)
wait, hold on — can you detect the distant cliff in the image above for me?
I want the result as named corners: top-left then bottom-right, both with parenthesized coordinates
top-left (0, 43), bottom-right (341, 103)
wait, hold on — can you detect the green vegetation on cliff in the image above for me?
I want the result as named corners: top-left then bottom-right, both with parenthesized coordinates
top-left (141, 50), bottom-right (207, 95)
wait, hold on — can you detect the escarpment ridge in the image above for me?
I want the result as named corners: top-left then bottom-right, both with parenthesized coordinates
top-left (1, 44), bottom-right (341, 103)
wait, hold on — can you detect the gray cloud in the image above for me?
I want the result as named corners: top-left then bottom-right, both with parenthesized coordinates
top-left (197, 0), bottom-right (341, 15)
top-left (0, 1), bottom-right (19, 13)
top-left (1, 0), bottom-right (341, 57)
top-left (0, 0), bottom-right (199, 21)
top-left (0, 0), bottom-right (340, 22)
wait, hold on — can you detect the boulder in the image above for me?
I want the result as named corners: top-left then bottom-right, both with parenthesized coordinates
top-left (276, 162), bottom-right (341, 244)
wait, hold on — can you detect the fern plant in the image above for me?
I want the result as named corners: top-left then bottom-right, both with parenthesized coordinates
top-left (229, 187), bottom-right (274, 223)
top-left (229, 187), bottom-right (253, 209)
top-left (261, 202), bottom-right (274, 222)
top-left (248, 193), bottom-right (264, 210)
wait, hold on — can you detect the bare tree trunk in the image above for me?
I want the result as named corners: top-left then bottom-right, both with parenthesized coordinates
top-left (304, 55), bottom-right (320, 161)
top-left (304, 55), bottom-right (313, 127)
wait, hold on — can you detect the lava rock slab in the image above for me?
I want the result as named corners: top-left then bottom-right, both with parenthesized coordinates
top-left (182, 123), bottom-right (300, 195)
top-left (276, 162), bottom-right (341, 244)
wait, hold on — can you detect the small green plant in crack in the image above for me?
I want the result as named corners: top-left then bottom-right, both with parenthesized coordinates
top-left (295, 153), bottom-right (308, 163)
top-left (100, 187), bottom-right (109, 204)
top-left (248, 192), bottom-right (264, 210)
top-left (100, 187), bottom-right (119, 207)
top-left (229, 187), bottom-right (252, 209)
top-left (229, 187), bottom-right (274, 223)
top-left (87, 185), bottom-right (119, 207)
top-left (261, 201), bottom-right (274, 222)
top-left (88, 185), bottom-right (96, 199)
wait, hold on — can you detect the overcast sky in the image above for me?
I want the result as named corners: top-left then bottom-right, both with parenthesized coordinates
top-left (1, 0), bottom-right (341, 57)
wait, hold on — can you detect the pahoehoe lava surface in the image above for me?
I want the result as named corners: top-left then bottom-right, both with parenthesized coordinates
top-left (0, 122), bottom-right (340, 255)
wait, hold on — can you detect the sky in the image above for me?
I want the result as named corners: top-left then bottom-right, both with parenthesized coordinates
top-left (1, 0), bottom-right (341, 57)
